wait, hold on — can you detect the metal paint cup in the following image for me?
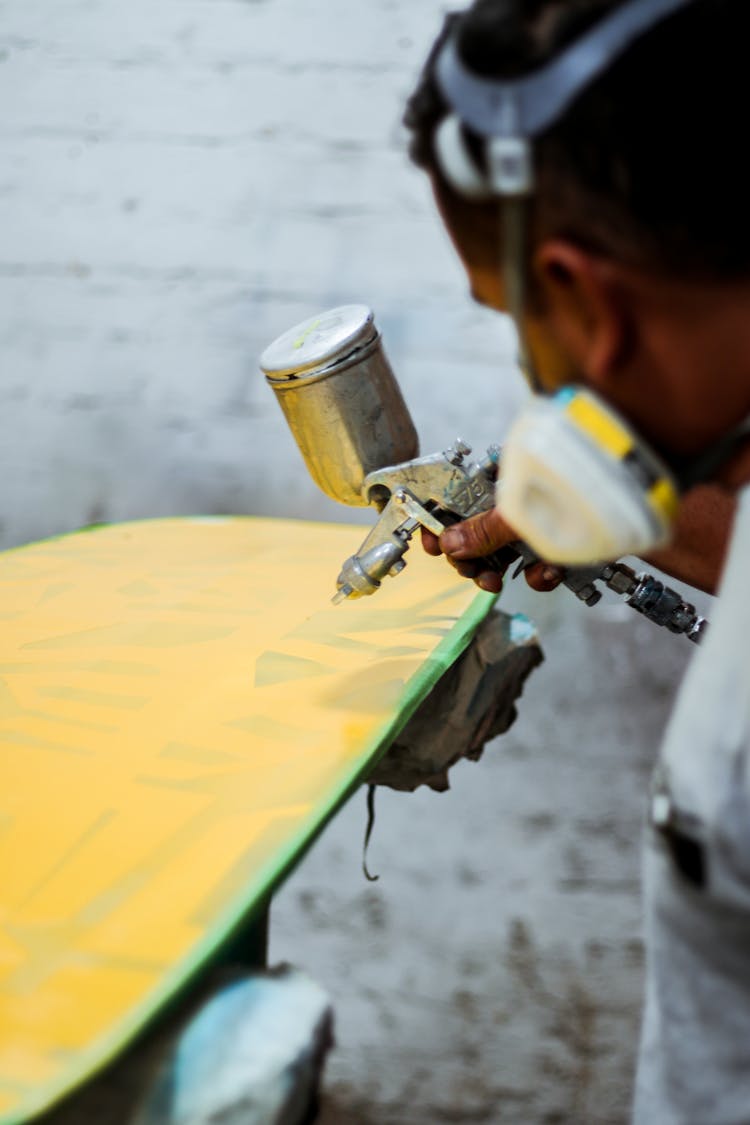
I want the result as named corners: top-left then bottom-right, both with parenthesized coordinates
top-left (260, 305), bottom-right (419, 507)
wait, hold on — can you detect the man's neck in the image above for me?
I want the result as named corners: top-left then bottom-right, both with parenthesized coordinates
top-left (715, 437), bottom-right (750, 493)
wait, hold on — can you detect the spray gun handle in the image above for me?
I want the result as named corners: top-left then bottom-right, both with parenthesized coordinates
top-left (438, 508), bottom-right (604, 607)
top-left (506, 541), bottom-right (604, 607)
top-left (435, 509), bottom-right (520, 577)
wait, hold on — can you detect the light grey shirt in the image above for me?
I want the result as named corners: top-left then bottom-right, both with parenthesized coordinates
top-left (634, 486), bottom-right (750, 1124)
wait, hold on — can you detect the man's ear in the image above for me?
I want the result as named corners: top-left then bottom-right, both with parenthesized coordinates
top-left (532, 240), bottom-right (632, 386)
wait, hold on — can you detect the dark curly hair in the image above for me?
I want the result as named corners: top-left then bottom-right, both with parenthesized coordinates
top-left (404, 0), bottom-right (750, 280)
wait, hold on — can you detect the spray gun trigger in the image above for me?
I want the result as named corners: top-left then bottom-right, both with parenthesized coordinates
top-left (511, 557), bottom-right (530, 581)
top-left (391, 490), bottom-right (444, 537)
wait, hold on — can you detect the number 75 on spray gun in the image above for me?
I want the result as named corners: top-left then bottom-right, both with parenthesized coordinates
top-left (261, 306), bottom-right (707, 644)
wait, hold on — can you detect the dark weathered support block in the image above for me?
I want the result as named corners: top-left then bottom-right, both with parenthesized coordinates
top-left (368, 608), bottom-right (543, 792)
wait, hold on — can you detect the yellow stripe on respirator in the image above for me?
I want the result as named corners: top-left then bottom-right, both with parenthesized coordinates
top-left (497, 387), bottom-right (679, 565)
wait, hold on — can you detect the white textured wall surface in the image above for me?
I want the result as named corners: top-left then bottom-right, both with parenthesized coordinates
top-left (0, 0), bottom-right (523, 549)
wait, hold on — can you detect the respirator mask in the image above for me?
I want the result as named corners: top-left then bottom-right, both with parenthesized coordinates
top-left (432, 0), bottom-right (733, 566)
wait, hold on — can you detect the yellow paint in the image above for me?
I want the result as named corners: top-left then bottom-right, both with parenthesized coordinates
top-left (0, 517), bottom-right (489, 1120)
top-left (292, 318), bottom-right (322, 350)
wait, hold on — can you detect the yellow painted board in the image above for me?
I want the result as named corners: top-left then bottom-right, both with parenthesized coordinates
top-left (0, 516), bottom-right (494, 1122)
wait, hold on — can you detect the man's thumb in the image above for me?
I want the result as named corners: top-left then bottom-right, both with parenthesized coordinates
top-left (439, 508), bottom-right (509, 559)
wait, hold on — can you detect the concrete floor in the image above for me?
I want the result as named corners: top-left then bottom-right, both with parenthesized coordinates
top-left (0, 1), bottom-right (715, 1121)
top-left (271, 582), bottom-right (704, 1125)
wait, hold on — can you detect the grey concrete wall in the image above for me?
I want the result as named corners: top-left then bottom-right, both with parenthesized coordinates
top-left (0, 0), bottom-right (523, 549)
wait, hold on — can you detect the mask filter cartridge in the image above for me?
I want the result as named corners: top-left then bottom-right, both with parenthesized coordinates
top-left (498, 388), bottom-right (679, 564)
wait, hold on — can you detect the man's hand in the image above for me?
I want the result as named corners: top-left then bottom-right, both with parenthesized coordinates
top-left (421, 507), bottom-right (564, 594)
top-left (422, 486), bottom-right (735, 597)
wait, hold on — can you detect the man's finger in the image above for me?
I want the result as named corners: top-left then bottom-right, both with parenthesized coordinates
top-left (475, 571), bottom-right (504, 594)
top-left (525, 563), bottom-right (564, 592)
top-left (455, 560), bottom-right (483, 579)
top-left (439, 507), bottom-right (516, 559)
top-left (421, 527), bottom-right (442, 557)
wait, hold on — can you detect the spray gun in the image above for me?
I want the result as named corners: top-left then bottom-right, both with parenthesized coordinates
top-left (261, 305), bottom-right (707, 644)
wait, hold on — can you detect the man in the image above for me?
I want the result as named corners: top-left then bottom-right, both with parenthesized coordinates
top-left (404, 1), bottom-right (750, 1121)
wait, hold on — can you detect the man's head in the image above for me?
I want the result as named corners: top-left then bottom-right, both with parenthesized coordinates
top-left (405, 0), bottom-right (750, 462)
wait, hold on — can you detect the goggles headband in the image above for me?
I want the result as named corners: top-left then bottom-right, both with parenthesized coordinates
top-left (435, 0), bottom-right (693, 154)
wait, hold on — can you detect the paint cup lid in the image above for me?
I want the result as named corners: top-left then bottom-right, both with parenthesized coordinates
top-left (260, 305), bottom-right (376, 381)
